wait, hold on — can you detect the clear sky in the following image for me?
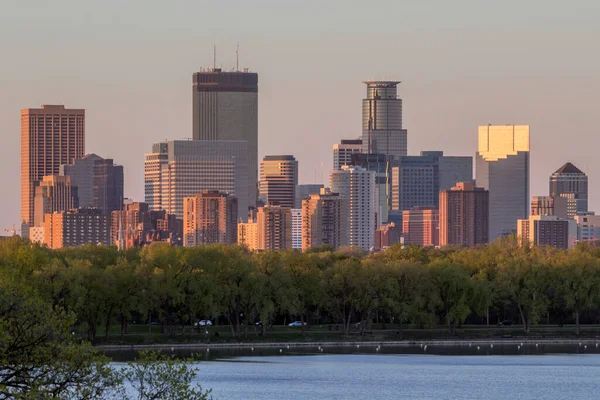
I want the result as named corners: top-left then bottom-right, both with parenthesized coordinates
top-left (1, 0), bottom-right (599, 233)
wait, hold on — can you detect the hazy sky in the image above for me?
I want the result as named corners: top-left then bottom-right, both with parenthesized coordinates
top-left (1, 1), bottom-right (599, 233)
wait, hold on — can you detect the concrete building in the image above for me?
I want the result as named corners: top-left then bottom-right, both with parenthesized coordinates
top-left (333, 139), bottom-right (362, 170)
top-left (238, 221), bottom-right (258, 251)
top-left (301, 191), bottom-right (348, 251)
top-left (257, 204), bottom-right (292, 250)
top-left (183, 191), bottom-right (237, 246)
top-left (517, 215), bottom-right (576, 249)
top-left (192, 69), bottom-right (258, 207)
top-left (33, 175), bottom-right (78, 227)
top-left (60, 154), bottom-right (123, 214)
top-left (530, 196), bottom-right (568, 218)
top-left (259, 155), bottom-right (298, 208)
top-left (330, 165), bottom-right (376, 251)
top-left (111, 202), bottom-right (182, 249)
top-left (391, 151), bottom-right (472, 227)
top-left (21, 105), bottom-right (85, 229)
top-left (291, 209), bottom-right (302, 250)
top-left (144, 140), bottom-right (248, 221)
top-left (375, 223), bottom-right (402, 250)
top-left (574, 213), bottom-right (600, 244)
top-left (44, 208), bottom-right (110, 249)
top-left (361, 81), bottom-right (407, 162)
top-left (295, 184), bottom-right (324, 209)
top-left (402, 207), bottom-right (439, 247)
top-left (350, 153), bottom-right (388, 225)
top-left (549, 162), bottom-right (588, 216)
top-left (439, 182), bottom-right (489, 247)
top-left (475, 125), bottom-right (530, 241)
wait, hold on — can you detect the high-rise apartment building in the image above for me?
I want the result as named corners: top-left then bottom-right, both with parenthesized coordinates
top-left (183, 191), bottom-right (238, 247)
top-left (33, 175), bottom-right (78, 227)
top-left (301, 191), bottom-right (348, 251)
top-left (291, 209), bottom-right (302, 250)
top-left (238, 221), bottom-right (258, 251)
top-left (530, 196), bottom-right (568, 218)
top-left (391, 151), bottom-right (472, 226)
top-left (259, 155), bottom-right (298, 208)
top-left (402, 207), bottom-right (439, 247)
top-left (517, 215), bottom-right (576, 249)
top-left (257, 204), bottom-right (293, 250)
top-left (295, 184), bottom-right (324, 209)
top-left (350, 153), bottom-right (388, 225)
top-left (330, 165), bottom-right (376, 251)
top-left (439, 182), bottom-right (489, 247)
top-left (361, 81), bottom-right (407, 162)
top-left (144, 140), bottom-right (248, 221)
top-left (60, 154), bottom-right (123, 214)
top-left (549, 162), bottom-right (588, 216)
top-left (192, 69), bottom-right (258, 207)
top-left (475, 125), bottom-right (530, 241)
top-left (333, 139), bottom-right (362, 170)
top-left (21, 105), bottom-right (85, 228)
top-left (44, 208), bottom-right (110, 249)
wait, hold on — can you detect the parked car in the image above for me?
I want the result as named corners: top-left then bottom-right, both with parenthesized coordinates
top-left (288, 321), bottom-right (307, 327)
top-left (195, 320), bottom-right (213, 327)
top-left (500, 320), bottom-right (513, 326)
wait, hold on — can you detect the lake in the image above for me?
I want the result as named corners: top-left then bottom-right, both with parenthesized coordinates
top-left (110, 344), bottom-right (600, 400)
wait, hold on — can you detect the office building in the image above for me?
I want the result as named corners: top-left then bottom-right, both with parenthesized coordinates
top-left (549, 162), bottom-right (588, 216)
top-left (475, 125), bottom-right (530, 241)
top-left (144, 140), bottom-right (248, 221)
top-left (238, 221), bottom-right (258, 251)
top-left (574, 213), bottom-right (600, 244)
top-left (361, 81), bottom-right (407, 162)
top-left (257, 204), bottom-right (292, 250)
top-left (183, 191), bottom-right (237, 246)
top-left (60, 154), bottom-right (123, 214)
top-left (21, 105), bottom-right (85, 228)
top-left (330, 165), bottom-right (376, 251)
top-left (333, 139), bottom-right (362, 170)
top-left (291, 209), bottom-right (302, 249)
top-left (391, 151), bottom-right (472, 225)
top-left (44, 208), bottom-right (110, 249)
top-left (192, 69), bottom-right (258, 207)
top-left (301, 191), bottom-right (348, 251)
top-left (402, 207), bottom-right (439, 247)
top-left (111, 202), bottom-right (182, 249)
top-left (374, 223), bottom-right (402, 250)
top-left (517, 215), bottom-right (576, 249)
top-left (295, 184), bottom-right (324, 208)
top-left (530, 196), bottom-right (568, 218)
top-left (259, 155), bottom-right (298, 208)
top-left (439, 182), bottom-right (489, 247)
top-left (33, 175), bottom-right (78, 227)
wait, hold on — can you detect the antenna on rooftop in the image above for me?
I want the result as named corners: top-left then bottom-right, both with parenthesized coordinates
top-left (236, 43), bottom-right (239, 72)
top-left (213, 44), bottom-right (216, 70)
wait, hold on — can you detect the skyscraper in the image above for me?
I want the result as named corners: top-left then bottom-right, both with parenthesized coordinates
top-left (439, 181), bottom-right (489, 247)
top-left (183, 191), bottom-right (238, 246)
top-left (402, 207), bottom-right (439, 247)
top-left (257, 204), bottom-right (293, 250)
top-left (259, 155), bottom-right (298, 208)
top-left (362, 81), bottom-right (407, 162)
top-left (330, 165), bottom-right (376, 251)
top-left (333, 139), bottom-right (362, 170)
top-left (144, 140), bottom-right (249, 220)
top-left (192, 69), bottom-right (258, 207)
top-left (33, 175), bottom-right (79, 227)
top-left (475, 125), bottom-right (530, 241)
top-left (350, 153), bottom-right (388, 225)
top-left (301, 191), bottom-right (348, 251)
top-left (291, 209), bottom-right (302, 250)
top-left (21, 105), bottom-right (85, 228)
top-left (549, 162), bottom-right (588, 216)
top-left (60, 154), bottom-right (124, 214)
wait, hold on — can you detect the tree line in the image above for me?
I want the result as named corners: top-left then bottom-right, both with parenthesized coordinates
top-left (3, 235), bottom-right (600, 342)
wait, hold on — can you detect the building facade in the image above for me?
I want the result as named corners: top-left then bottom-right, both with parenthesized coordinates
top-left (33, 175), bottom-right (78, 227)
top-left (375, 223), bottom-right (402, 250)
top-left (361, 81), bottom-right (407, 162)
top-left (574, 213), bottom-right (600, 244)
top-left (549, 162), bottom-right (588, 216)
top-left (295, 184), bottom-right (325, 209)
top-left (301, 191), bottom-right (348, 251)
top-left (44, 208), bottom-right (110, 249)
top-left (530, 195), bottom-right (568, 218)
top-left (291, 209), bottom-right (302, 250)
top-left (259, 155), bottom-right (298, 208)
top-left (183, 191), bottom-right (238, 246)
top-left (517, 215), bottom-right (576, 249)
top-left (333, 139), bottom-right (362, 170)
top-left (238, 221), bottom-right (258, 251)
top-left (475, 125), bottom-right (530, 241)
top-left (21, 105), bottom-right (85, 228)
top-left (257, 204), bottom-right (293, 250)
top-left (402, 207), bottom-right (439, 247)
top-left (330, 165), bottom-right (376, 251)
top-left (350, 153), bottom-right (388, 225)
top-left (192, 69), bottom-right (258, 207)
top-left (144, 140), bottom-right (249, 221)
top-left (439, 182), bottom-right (489, 247)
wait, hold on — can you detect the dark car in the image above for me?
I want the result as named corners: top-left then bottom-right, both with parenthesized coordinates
top-left (500, 320), bottom-right (513, 326)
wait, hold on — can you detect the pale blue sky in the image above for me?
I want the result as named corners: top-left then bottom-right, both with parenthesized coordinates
top-left (1, 0), bottom-right (599, 232)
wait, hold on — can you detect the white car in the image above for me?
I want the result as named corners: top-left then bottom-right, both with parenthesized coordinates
top-left (288, 321), bottom-right (307, 327)
top-left (195, 320), bottom-right (213, 327)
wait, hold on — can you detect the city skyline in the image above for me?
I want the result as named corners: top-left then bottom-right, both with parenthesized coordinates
top-left (2, 1), bottom-right (599, 232)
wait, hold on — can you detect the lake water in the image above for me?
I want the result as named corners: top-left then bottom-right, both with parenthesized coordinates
top-left (191, 353), bottom-right (600, 400)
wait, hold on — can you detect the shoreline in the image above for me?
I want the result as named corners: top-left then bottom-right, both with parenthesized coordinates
top-left (95, 338), bottom-right (600, 351)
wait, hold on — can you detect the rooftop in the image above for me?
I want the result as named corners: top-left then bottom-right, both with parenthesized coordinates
top-left (554, 162), bottom-right (584, 175)
top-left (363, 81), bottom-right (401, 87)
